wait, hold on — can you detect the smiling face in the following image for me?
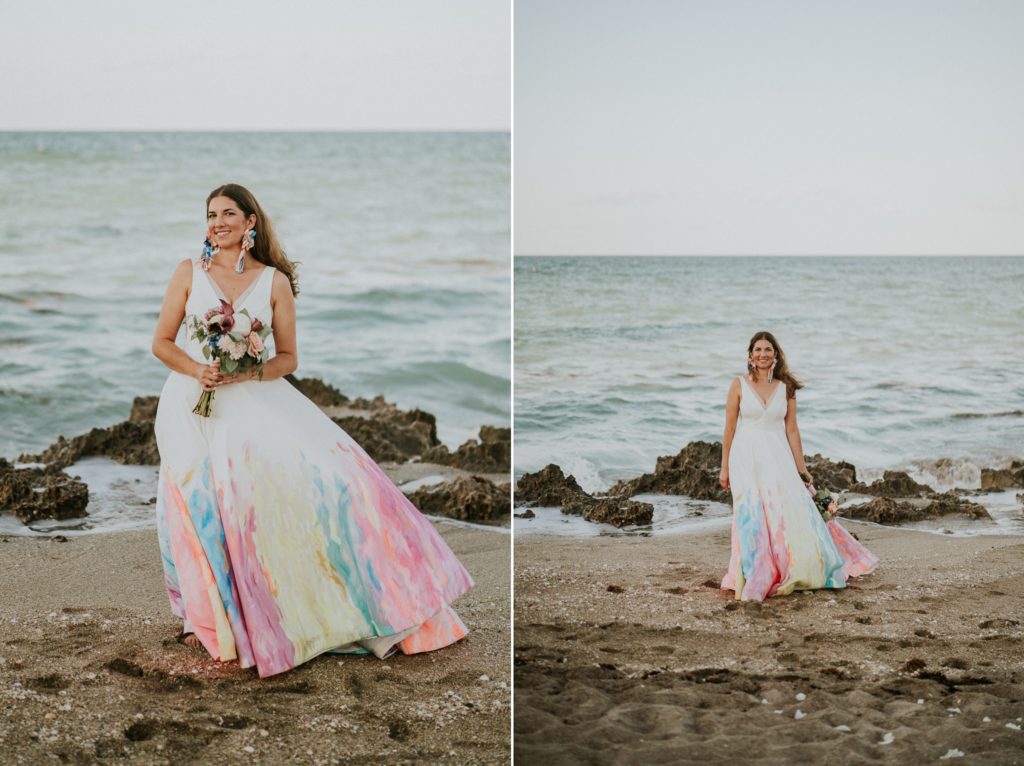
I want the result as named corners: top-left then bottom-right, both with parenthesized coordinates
top-left (748, 339), bottom-right (777, 372)
top-left (207, 195), bottom-right (256, 251)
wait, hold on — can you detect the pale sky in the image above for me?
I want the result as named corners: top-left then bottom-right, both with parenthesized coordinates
top-left (515, 0), bottom-right (1024, 255)
top-left (0, 0), bottom-right (509, 131)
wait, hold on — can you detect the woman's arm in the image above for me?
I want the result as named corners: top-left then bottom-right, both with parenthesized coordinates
top-left (719, 378), bottom-right (741, 490)
top-left (784, 394), bottom-right (813, 484)
top-left (224, 271), bottom-right (298, 383)
top-left (151, 259), bottom-right (205, 379)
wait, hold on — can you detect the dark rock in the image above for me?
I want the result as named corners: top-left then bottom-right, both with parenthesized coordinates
top-left (18, 420), bottom-right (159, 470)
top-left (853, 471), bottom-right (934, 498)
top-left (421, 426), bottom-right (511, 472)
top-left (128, 396), bottom-right (158, 423)
top-left (283, 374), bottom-right (351, 407)
top-left (562, 492), bottom-right (654, 528)
top-left (843, 492), bottom-right (991, 525)
top-left (921, 491), bottom-right (991, 520)
top-left (515, 464), bottom-right (586, 506)
top-left (405, 475), bottom-right (510, 525)
top-left (804, 453), bottom-right (858, 490)
top-left (980, 460), bottom-right (1024, 490)
top-left (0, 459), bottom-right (89, 524)
top-left (284, 377), bottom-right (441, 463)
top-left (608, 441), bottom-right (729, 502)
top-left (332, 409), bottom-right (439, 464)
top-left (514, 509), bottom-right (535, 519)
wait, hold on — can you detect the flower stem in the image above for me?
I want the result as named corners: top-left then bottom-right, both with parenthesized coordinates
top-left (193, 389), bottom-right (215, 417)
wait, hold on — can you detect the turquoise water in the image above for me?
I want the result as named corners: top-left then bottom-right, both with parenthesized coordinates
top-left (514, 256), bottom-right (1023, 492)
top-left (0, 132), bottom-right (510, 458)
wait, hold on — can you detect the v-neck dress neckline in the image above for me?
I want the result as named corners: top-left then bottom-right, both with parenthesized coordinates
top-left (742, 376), bottom-right (783, 409)
top-left (202, 266), bottom-right (269, 308)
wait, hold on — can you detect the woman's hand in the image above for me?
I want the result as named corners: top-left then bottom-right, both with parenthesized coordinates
top-left (719, 467), bottom-right (730, 491)
top-left (195, 359), bottom-right (224, 392)
top-left (218, 366), bottom-right (255, 386)
top-left (800, 471), bottom-right (815, 496)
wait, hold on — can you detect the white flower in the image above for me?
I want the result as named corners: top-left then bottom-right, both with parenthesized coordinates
top-left (232, 312), bottom-right (252, 336)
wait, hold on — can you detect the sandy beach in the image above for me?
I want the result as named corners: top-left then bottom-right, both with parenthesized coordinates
top-left (0, 522), bottom-right (510, 765)
top-left (514, 522), bottom-right (1024, 765)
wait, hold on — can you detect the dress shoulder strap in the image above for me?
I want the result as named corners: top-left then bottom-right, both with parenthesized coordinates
top-left (249, 265), bottom-right (277, 309)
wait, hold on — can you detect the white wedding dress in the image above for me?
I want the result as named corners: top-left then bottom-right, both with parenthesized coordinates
top-left (153, 257), bottom-right (473, 677)
top-left (721, 375), bottom-right (877, 601)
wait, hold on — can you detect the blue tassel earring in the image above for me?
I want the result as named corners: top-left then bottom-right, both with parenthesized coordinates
top-left (201, 234), bottom-right (219, 272)
top-left (237, 228), bottom-right (256, 273)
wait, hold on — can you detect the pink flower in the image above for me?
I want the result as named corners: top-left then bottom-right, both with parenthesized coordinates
top-left (217, 334), bottom-right (248, 360)
top-left (247, 332), bottom-right (264, 357)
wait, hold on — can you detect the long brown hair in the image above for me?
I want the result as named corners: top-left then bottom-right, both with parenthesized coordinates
top-left (206, 184), bottom-right (301, 297)
top-left (746, 330), bottom-right (803, 400)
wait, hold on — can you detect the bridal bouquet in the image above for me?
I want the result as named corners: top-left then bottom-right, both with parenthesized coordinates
top-left (186, 299), bottom-right (272, 417)
top-left (812, 487), bottom-right (841, 522)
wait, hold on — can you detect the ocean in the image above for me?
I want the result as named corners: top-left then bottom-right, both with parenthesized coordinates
top-left (514, 255), bottom-right (1023, 536)
top-left (0, 131), bottom-right (510, 461)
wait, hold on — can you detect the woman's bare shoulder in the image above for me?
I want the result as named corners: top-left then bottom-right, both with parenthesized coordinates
top-left (162, 259), bottom-right (193, 291)
top-left (173, 258), bottom-right (193, 279)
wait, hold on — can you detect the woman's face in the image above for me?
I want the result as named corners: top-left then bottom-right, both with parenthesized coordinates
top-left (207, 196), bottom-right (256, 250)
top-left (749, 340), bottom-right (776, 370)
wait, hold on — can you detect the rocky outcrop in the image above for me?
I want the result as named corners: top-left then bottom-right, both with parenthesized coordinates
top-left (0, 458), bottom-right (89, 524)
top-left (6, 376), bottom-right (510, 528)
top-left (608, 441), bottom-right (729, 502)
top-left (515, 464), bottom-right (586, 507)
top-left (562, 493), bottom-right (654, 528)
top-left (17, 378), bottom-right (448, 471)
top-left (980, 461), bottom-right (1024, 490)
top-left (843, 491), bottom-right (991, 525)
top-left (283, 375), bottom-right (351, 407)
top-left (330, 407), bottom-right (440, 464)
top-left (515, 464), bottom-right (653, 528)
top-left (18, 409), bottom-right (160, 470)
top-left (853, 471), bottom-right (935, 498)
top-left (404, 475), bottom-right (510, 525)
top-left (805, 453), bottom-right (858, 490)
top-left (421, 426), bottom-right (511, 473)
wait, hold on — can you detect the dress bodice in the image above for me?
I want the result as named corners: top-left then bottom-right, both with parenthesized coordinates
top-left (181, 258), bottom-right (277, 364)
top-left (736, 376), bottom-right (787, 430)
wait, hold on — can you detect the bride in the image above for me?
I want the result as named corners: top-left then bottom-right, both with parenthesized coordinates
top-left (718, 331), bottom-right (877, 601)
top-left (150, 183), bottom-right (473, 677)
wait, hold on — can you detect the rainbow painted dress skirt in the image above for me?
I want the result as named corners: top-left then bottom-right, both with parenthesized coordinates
top-left (153, 259), bottom-right (473, 677)
top-left (721, 377), bottom-right (878, 601)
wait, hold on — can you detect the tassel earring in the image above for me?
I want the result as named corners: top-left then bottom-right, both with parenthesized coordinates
top-left (201, 233), bottom-right (219, 272)
top-left (768, 362), bottom-right (775, 384)
top-left (237, 228), bottom-right (256, 273)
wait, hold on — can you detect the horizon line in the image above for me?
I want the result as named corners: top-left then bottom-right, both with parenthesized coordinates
top-left (514, 253), bottom-right (1023, 258)
top-left (0, 128), bottom-right (510, 134)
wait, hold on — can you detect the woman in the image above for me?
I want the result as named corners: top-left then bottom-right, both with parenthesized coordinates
top-left (150, 184), bottom-right (473, 677)
top-left (718, 331), bottom-right (877, 601)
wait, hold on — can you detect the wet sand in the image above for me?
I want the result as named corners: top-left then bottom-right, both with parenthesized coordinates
top-left (515, 522), bottom-right (1024, 765)
top-left (0, 523), bottom-right (509, 765)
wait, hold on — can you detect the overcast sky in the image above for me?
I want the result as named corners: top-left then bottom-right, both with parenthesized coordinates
top-left (515, 0), bottom-right (1024, 255)
top-left (0, 0), bottom-right (509, 131)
